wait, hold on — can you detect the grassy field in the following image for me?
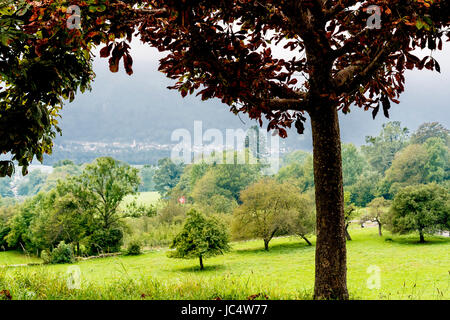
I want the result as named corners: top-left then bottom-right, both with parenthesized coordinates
top-left (0, 251), bottom-right (42, 266)
top-left (0, 227), bottom-right (449, 300)
top-left (121, 192), bottom-right (160, 208)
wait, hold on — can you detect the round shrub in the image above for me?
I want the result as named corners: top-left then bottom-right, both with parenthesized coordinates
top-left (40, 250), bottom-right (51, 264)
top-left (50, 241), bottom-right (75, 264)
top-left (126, 239), bottom-right (142, 256)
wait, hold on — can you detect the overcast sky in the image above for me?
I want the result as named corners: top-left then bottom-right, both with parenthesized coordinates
top-left (60, 39), bottom-right (449, 148)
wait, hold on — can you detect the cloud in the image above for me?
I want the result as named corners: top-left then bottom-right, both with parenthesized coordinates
top-left (76, 40), bottom-right (449, 148)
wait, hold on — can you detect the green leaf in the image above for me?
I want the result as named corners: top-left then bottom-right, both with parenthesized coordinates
top-left (416, 19), bottom-right (425, 30)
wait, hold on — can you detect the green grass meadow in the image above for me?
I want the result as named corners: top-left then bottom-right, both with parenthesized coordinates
top-left (1, 227), bottom-right (449, 300)
top-left (121, 192), bottom-right (160, 208)
top-left (0, 251), bottom-right (42, 266)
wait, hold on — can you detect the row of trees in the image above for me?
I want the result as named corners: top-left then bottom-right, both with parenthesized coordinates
top-left (0, 158), bottom-right (154, 256)
top-left (152, 121), bottom-right (449, 254)
top-left (0, 161), bottom-right (158, 199)
top-left (362, 184), bottom-right (449, 243)
top-left (154, 121), bottom-right (447, 208)
top-left (274, 122), bottom-right (449, 209)
top-left (168, 177), bottom-right (449, 271)
top-left (1, 121), bottom-right (447, 259)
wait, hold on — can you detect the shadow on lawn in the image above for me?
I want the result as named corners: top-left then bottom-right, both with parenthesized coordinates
top-left (384, 235), bottom-right (450, 246)
top-left (234, 240), bottom-right (314, 255)
top-left (174, 264), bottom-right (228, 273)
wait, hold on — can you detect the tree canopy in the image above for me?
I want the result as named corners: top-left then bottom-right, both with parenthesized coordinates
top-left (386, 183), bottom-right (449, 243)
top-left (381, 138), bottom-right (449, 198)
top-left (361, 122), bottom-right (410, 174)
top-left (232, 178), bottom-right (315, 250)
top-left (153, 158), bottom-right (185, 197)
top-left (362, 197), bottom-right (391, 236)
top-left (411, 122), bottom-right (450, 146)
top-left (169, 208), bottom-right (230, 270)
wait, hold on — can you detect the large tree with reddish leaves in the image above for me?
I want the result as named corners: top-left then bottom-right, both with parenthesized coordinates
top-left (1, 0), bottom-right (449, 299)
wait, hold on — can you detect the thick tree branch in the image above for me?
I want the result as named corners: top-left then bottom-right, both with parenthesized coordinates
top-left (268, 98), bottom-right (307, 111)
top-left (267, 91), bottom-right (309, 112)
top-left (136, 8), bottom-right (167, 15)
top-left (333, 45), bottom-right (393, 94)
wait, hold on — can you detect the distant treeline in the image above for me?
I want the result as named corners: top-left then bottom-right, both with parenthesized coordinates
top-left (0, 121), bottom-right (448, 259)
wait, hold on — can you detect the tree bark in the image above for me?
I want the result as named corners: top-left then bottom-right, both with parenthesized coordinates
top-left (345, 226), bottom-right (352, 241)
top-left (378, 223), bottom-right (383, 237)
top-left (199, 255), bottom-right (204, 270)
top-left (300, 234), bottom-right (312, 246)
top-left (419, 230), bottom-right (425, 243)
top-left (310, 105), bottom-right (349, 300)
top-left (264, 239), bottom-right (270, 251)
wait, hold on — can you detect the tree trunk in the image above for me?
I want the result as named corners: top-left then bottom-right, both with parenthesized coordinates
top-left (199, 255), bottom-right (204, 270)
top-left (378, 223), bottom-right (382, 237)
top-left (310, 105), bottom-right (349, 300)
top-left (300, 234), bottom-right (312, 246)
top-left (264, 239), bottom-right (269, 251)
top-left (345, 226), bottom-right (352, 241)
top-left (419, 230), bottom-right (425, 243)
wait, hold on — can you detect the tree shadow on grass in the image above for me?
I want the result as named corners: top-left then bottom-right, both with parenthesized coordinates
top-left (174, 264), bottom-right (228, 273)
top-left (234, 241), bottom-right (314, 256)
top-left (384, 235), bottom-right (450, 246)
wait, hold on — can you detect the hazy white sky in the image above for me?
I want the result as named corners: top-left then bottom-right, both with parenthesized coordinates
top-left (77, 37), bottom-right (449, 148)
top-left (102, 38), bottom-right (450, 122)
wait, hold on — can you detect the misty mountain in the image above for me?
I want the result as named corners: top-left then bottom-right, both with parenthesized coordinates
top-left (46, 45), bottom-right (450, 165)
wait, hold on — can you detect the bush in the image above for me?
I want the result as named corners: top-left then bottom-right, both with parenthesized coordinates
top-left (126, 239), bottom-right (142, 256)
top-left (49, 241), bottom-right (75, 264)
top-left (40, 250), bottom-right (51, 264)
top-left (87, 228), bottom-right (124, 255)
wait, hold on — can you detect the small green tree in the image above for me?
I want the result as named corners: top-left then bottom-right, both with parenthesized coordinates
top-left (126, 238), bottom-right (143, 256)
top-left (169, 209), bottom-right (230, 270)
top-left (284, 192), bottom-right (316, 246)
top-left (386, 184), bottom-right (449, 243)
top-left (362, 198), bottom-right (391, 236)
top-left (191, 170), bottom-right (238, 214)
top-left (232, 178), bottom-right (313, 250)
top-left (153, 158), bottom-right (185, 197)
